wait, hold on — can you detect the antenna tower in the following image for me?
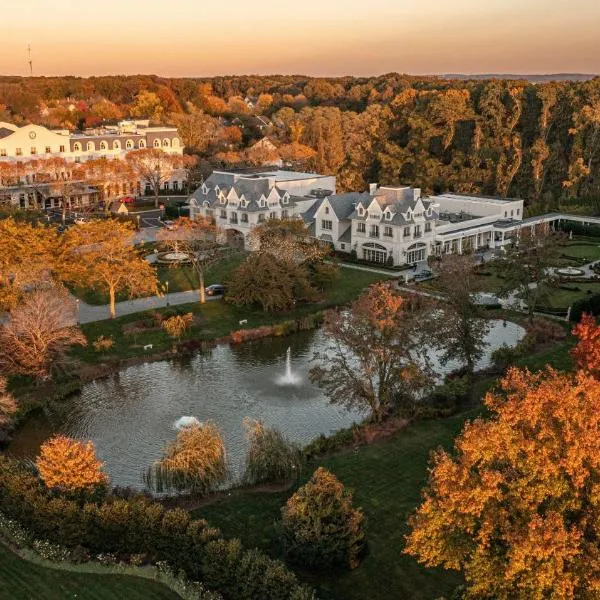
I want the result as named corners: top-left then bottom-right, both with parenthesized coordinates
top-left (27, 43), bottom-right (33, 77)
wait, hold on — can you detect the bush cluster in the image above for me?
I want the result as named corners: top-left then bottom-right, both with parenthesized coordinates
top-left (0, 457), bottom-right (315, 600)
top-left (230, 314), bottom-right (323, 344)
top-left (570, 292), bottom-right (600, 322)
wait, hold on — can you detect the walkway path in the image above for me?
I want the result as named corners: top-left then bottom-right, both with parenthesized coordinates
top-left (76, 289), bottom-right (215, 324)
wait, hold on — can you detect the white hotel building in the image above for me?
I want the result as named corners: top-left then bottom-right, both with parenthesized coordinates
top-left (189, 169), bottom-right (530, 264)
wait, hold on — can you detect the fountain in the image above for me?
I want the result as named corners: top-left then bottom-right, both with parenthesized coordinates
top-left (277, 346), bottom-right (301, 386)
top-left (173, 416), bottom-right (201, 430)
top-left (156, 241), bottom-right (192, 265)
top-left (556, 266), bottom-right (585, 277)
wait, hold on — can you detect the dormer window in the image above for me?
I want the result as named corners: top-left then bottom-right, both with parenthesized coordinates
top-left (357, 205), bottom-right (364, 216)
top-left (325, 206), bottom-right (330, 215)
top-left (201, 183), bottom-right (208, 194)
top-left (282, 196), bottom-right (288, 205)
top-left (386, 211), bottom-right (392, 221)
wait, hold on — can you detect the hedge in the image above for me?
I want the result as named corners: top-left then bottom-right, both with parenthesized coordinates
top-left (0, 457), bottom-right (316, 600)
top-left (570, 293), bottom-right (600, 322)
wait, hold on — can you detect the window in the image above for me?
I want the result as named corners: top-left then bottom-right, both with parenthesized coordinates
top-left (163, 182), bottom-right (169, 190)
top-left (425, 222), bottom-right (431, 233)
top-left (384, 226), bottom-right (393, 237)
top-left (241, 213), bottom-right (248, 223)
top-left (113, 140), bottom-right (121, 150)
top-left (153, 139), bottom-right (161, 148)
top-left (172, 138), bottom-right (180, 148)
top-left (86, 142), bottom-right (94, 151)
top-left (504, 211), bottom-right (507, 217)
top-left (269, 211), bottom-right (276, 220)
top-left (173, 181), bottom-right (179, 191)
top-left (230, 212), bottom-right (238, 224)
top-left (370, 225), bottom-right (379, 238)
top-left (100, 141), bottom-right (107, 150)
top-left (281, 209), bottom-right (289, 219)
top-left (403, 226), bottom-right (410, 237)
top-left (45, 146), bottom-right (52, 154)
top-left (340, 243), bottom-right (345, 250)
top-left (511, 210), bottom-right (514, 217)
top-left (220, 209), bottom-right (227, 219)
top-left (414, 225), bottom-right (422, 238)
top-left (16, 148), bottom-right (22, 156)
top-left (258, 214), bottom-right (265, 223)
top-left (517, 208), bottom-right (520, 216)
top-left (139, 140), bottom-right (146, 148)
top-left (73, 142), bottom-right (82, 152)
top-left (321, 220), bottom-right (333, 230)
top-left (59, 145), bottom-right (65, 153)
top-left (357, 222), bottom-right (366, 233)
top-left (0, 149), bottom-right (6, 157)
top-left (325, 206), bottom-right (330, 215)
top-left (162, 139), bottom-right (170, 147)
top-left (126, 139), bottom-right (134, 149)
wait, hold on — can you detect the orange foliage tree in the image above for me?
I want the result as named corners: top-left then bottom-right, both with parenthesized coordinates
top-left (311, 283), bottom-right (432, 421)
top-left (36, 434), bottom-right (108, 492)
top-left (571, 312), bottom-right (600, 378)
top-left (405, 367), bottom-right (600, 599)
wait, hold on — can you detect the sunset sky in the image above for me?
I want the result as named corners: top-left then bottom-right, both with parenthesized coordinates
top-left (2, 0), bottom-right (599, 76)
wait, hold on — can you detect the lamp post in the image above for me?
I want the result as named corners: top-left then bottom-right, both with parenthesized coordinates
top-left (166, 280), bottom-right (169, 306)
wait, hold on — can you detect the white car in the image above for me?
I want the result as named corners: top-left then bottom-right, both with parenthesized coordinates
top-left (74, 217), bottom-right (88, 225)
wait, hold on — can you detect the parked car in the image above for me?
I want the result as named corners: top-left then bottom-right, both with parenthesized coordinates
top-left (120, 196), bottom-right (136, 204)
top-left (74, 217), bottom-right (89, 225)
top-left (205, 284), bottom-right (226, 297)
top-left (163, 220), bottom-right (175, 230)
top-left (413, 269), bottom-right (433, 281)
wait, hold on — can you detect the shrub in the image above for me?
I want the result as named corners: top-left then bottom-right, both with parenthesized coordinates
top-left (491, 344), bottom-right (520, 371)
top-left (303, 426), bottom-right (358, 460)
top-left (36, 435), bottom-right (108, 494)
top-left (243, 419), bottom-right (302, 485)
top-left (282, 467), bottom-right (366, 570)
top-left (92, 335), bottom-right (114, 352)
top-left (570, 292), bottom-right (600, 322)
top-left (525, 317), bottom-right (567, 345)
top-left (162, 313), bottom-right (194, 339)
top-left (428, 376), bottom-right (472, 410)
top-left (146, 422), bottom-right (227, 495)
top-left (0, 376), bottom-right (17, 430)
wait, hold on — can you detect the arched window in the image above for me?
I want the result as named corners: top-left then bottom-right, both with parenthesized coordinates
top-left (162, 138), bottom-right (170, 147)
top-left (362, 242), bottom-right (388, 265)
top-left (125, 139), bottom-right (134, 149)
top-left (138, 139), bottom-right (146, 148)
top-left (100, 141), bottom-right (108, 150)
top-left (113, 140), bottom-right (121, 150)
top-left (153, 139), bottom-right (161, 148)
top-left (172, 137), bottom-right (180, 148)
top-left (73, 142), bottom-right (82, 152)
top-left (86, 141), bottom-right (95, 152)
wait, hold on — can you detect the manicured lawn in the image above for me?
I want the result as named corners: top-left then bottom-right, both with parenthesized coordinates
top-left (75, 268), bottom-right (390, 362)
top-left (0, 544), bottom-right (178, 600)
top-left (546, 282), bottom-right (600, 309)
top-left (556, 241), bottom-right (600, 266)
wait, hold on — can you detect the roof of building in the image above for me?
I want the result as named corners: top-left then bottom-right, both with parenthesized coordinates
top-left (434, 193), bottom-right (521, 205)
top-left (326, 192), bottom-right (368, 220)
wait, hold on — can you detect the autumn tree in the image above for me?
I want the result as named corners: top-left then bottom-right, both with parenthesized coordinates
top-left (282, 467), bottom-right (366, 570)
top-left (60, 220), bottom-right (158, 319)
top-left (162, 312), bottom-right (193, 339)
top-left (171, 107), bottom-right (220, 153)
top-left (157, 216), bottom-right (223, 304)
top-left (0, 287), bottom-right (86, 379)
top-left (146, 422), bottom-right (227, 495)
top-left (0, 217), bottom-right (56, 311)
top-left (432, 254), bottom-right (490, 375)
top-left (498, 227), bottom-right (561, 321)
top-left (226, 252), bottom-right (317, 312)
top-left (311, 283), bottom-right (432, 422)
top-left (130, 90), bottom-right (164, 122)
top-left (36, 434), bottom-right (108, 492)
top-left (126, 148), bottom-right (189, 208)
top-left (405, 367), bottom-right (600, 599)
top-left (78, 158), bottom-right (137, 210)
top-left (570, 312), bottom-right (600, 378)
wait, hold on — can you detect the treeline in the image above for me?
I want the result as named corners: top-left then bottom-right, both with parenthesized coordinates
top-left (1, 74), bottom-right (600, 213)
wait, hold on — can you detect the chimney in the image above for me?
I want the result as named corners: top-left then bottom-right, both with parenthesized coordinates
top-left (369, 183), bottom-right (378, 195)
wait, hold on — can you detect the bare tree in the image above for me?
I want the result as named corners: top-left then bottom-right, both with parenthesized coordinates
top-left (0, 287), bottom-right (86, 379)
top-left (0, 377), bottom-right (17, 431)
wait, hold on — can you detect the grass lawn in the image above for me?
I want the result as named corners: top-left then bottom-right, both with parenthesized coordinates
top-left (555, 241), bottom-right (600, 266)
top-left (546, 281), bottom-right (600, 309)
top-left (0, 544), bottom-right (178, 600)
top-left (75, 267), bottom-right (390, 362)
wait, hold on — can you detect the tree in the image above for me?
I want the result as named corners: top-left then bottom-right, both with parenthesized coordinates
top-left (243, 418), bottom-right (302, 485)
top-left (570, 312), bottom-right (600, 378)
top-left (281, 467), bottom-right (366, 570)
top-left (0, 218), bottom-right (56, 311)
top-left (146, 422), bottom-right (227, 495)
top-left (226, 252), bottom-right (317, 312)
top-left (130, 90), bottom-right (164, 122)
top-left (156, 217), bottom-right (221, 304)
top-left (77, 158), bottom-right (137, 210)
top-left (431, 254), bottom-right (490, 375)
top-left (405, 367), bottom-right (600, 599)
top-left (36, 434), bottom-right (108, 492)
top-left (498, 227), bottom-right (561, 321)
top-left (0, 287), bottom-right (86, 379)
top-left (311, 283), bottom-right (432, 422)
top-left (171, 107), bottom-right (220, 153)
top-left (60, 220), bottom-right (158, 319)
top-left (126, 148), bottom-right (187, 208)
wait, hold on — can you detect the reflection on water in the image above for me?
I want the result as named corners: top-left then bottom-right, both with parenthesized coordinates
top-left (8, 321), bottom-right (524, 491)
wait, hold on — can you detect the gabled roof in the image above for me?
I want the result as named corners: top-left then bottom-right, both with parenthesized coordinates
top-left (326, 192), bottom-right (369, 220)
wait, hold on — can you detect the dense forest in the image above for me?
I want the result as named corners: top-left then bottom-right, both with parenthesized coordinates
top-left (1, 74), bottom-right (600, 215)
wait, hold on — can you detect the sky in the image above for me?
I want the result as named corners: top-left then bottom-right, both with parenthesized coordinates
top-left (1, 0), bottom-right (599, 77)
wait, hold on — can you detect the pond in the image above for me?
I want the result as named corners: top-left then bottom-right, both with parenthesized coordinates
top-left (9, 320), bottom-right (525, 491)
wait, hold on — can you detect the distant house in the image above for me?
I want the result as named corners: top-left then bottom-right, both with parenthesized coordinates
top-left (246, 137), bottom-right (282, 167)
